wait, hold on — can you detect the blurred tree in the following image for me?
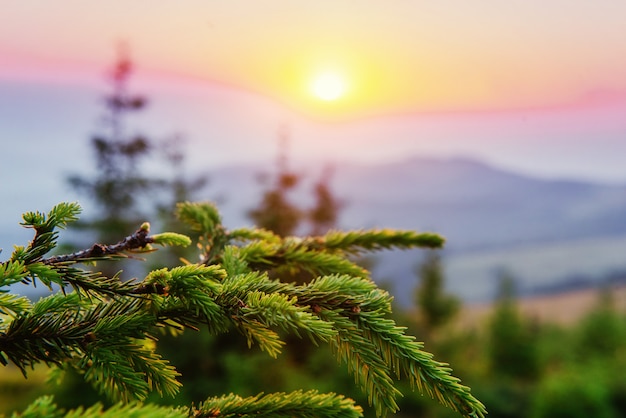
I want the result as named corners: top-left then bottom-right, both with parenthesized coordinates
top-left (247, 128), bottom-right (303, 238)
top-left (68, 44), bottom-right (155, 244)
top-left (68, 44), bottom-right (206, 258)
top-left (249, 127), bottom-right (342, 240)
top-left (527, 286), bottom-right (626, 418)
top-left (478, 272), bottom-right (540, 418)
top-left (487, 272), bottom-right (540, 381)
top-left (530, 366), bottom-right (616, 418)
top-left (575, 287), bottom-right (625, 359)
top-left (414, 250), bottom-right (460, 338)
top-left (308, 165), bottom-right (342, 236)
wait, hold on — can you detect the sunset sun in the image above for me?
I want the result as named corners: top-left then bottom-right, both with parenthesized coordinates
top-left (310, 72), bottom-right (347, 101)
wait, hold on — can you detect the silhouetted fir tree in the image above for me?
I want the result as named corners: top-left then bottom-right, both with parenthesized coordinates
top-left (68, 44), bottom-right (155, 245)
top-left (308, 166), bottom-right (343, 236)
top-left (247, 128), bottom-right (303, 239)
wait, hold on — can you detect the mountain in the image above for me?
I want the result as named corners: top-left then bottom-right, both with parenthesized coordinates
top-left (208, 157), bottom-right (626, 305)
top-left (330, 157), bottom-right (626, 247)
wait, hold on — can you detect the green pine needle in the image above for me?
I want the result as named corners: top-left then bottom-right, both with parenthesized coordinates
top-left (4, 202), bottom-right (485, 418)
top-left (322, 229), bottom-right (445, 254)
top-left (150, 232), bottom-right (192, 247)
top-left (192, 390), bottom-right (364, 418)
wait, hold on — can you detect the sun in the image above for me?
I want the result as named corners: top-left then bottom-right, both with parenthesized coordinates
top-left (310, 72), bottom-right (347, 101)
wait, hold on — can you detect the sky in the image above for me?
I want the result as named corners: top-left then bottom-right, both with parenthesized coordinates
top-left (4, 1), bottom-right (626, 116)
top-left (2, 0), bottom-right (626, 185)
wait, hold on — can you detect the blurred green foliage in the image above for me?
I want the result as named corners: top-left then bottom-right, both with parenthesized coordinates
top-left (413, 250), bottom-right (460, 338)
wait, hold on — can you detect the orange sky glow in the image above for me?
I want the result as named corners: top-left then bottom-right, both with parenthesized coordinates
top-left (3, 1), bottom-right (626, 120)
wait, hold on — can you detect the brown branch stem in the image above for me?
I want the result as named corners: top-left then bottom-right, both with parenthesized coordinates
top-left (42, 225), bottom-right (154, 265)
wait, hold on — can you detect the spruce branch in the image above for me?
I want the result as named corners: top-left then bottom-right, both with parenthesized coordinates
top-left (81, 338), bottom-right (181, 402)
top-left (191, 390), bottom-right (363, 418)
top-left (0, 260), bottom-right (29, 288)
top-left (142, 265), bottom-right (228, 331)
top-left (298, 275), bottom-right (485, 417)
top-left (11, 396), bottom-right (187, 418)
top-left (4, 202), bottom-right (485, 418)
top-left (0, 293), bottom-right (91, 372)
top-left (316, 229), bottom-right (445, 254)
top-left (0, 293), bottom-right (31, 318)
top-left (241, 291), bottom-right (336, 342)
top-left (322, 310), bottom-right (402, 416)
top-left (356, 311), bottom-right (486, 417)
top-left (41, 222), bottom-right (154, 265)
top-left (14, 202), bottom-right (82, 264)
top-left (176, 202), bottom-right (228, 264)
top-left (228, 227), bottom-right (281, 245)
top-left (4, 219), bottom-right (190, 298)
top-left (1, 292), bottom-right (182, 398)
top-left (64, 402), bottom-right (186, 418)
top-left (8, 395), bottom-right (65, 418)
top-left (239, 240), bottom-right (368, 278)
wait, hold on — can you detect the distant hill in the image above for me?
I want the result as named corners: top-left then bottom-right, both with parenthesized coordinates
top-left (208, 157), bottom-right (626, 305)
top-left (330, 157), bottom-right (626, 249)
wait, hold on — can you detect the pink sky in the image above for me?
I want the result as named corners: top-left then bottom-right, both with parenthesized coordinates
top-left (3, 1), bottom-right (626, 116)
top-left (2, 1), bottom-right (626, 184)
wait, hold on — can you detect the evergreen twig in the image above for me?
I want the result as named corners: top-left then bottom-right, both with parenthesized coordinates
top-left (1, 202), bottom-right (486, 418)
top-left (42, 222), bottom-right (154, 265)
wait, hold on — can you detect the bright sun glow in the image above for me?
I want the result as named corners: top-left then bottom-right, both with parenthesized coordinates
top-left (311, 72), bottom-right (347, 101)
